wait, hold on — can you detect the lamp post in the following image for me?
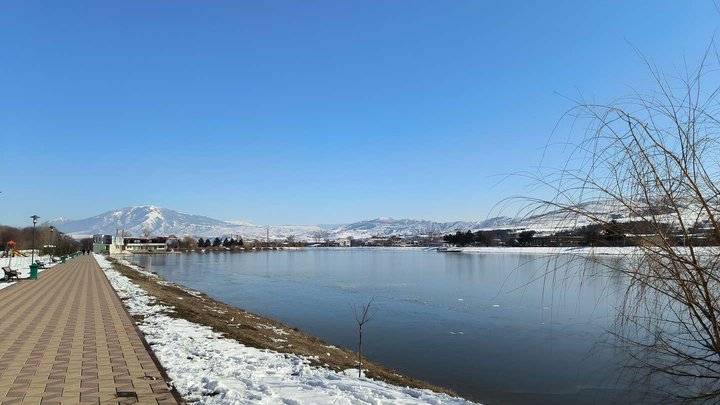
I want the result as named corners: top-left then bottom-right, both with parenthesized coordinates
top-left (30, 215), bottom-right (39, 280)
top-left (49, 226), bottom-right (55, 259)
top-left (30, 215), bottom-right (39, 262)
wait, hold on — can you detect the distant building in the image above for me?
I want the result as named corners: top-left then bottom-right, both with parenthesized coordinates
top-left (92, 234), bottom-right (125, 254)
top-left (337, 237), bottom-right (352, 247)
top-left (367, 236), bottom-right (388, 246)
top-left (92, 235), bottom-right (168, 254)
top-left (124, 237), bottom-right (168, 252)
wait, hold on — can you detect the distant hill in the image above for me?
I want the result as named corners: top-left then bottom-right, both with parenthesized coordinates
top-left (48, 205), bottom-right (527, 241)
top-left (51, 203), bottom-right (649, 241)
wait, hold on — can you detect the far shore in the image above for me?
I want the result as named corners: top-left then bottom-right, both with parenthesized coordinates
top-left (117, 245), bottom-right (715, 256)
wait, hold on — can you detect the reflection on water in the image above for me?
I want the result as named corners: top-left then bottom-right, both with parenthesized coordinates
top-left (132, 249), bottom-right (646, 404)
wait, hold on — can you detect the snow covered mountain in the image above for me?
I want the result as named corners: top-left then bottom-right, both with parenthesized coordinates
top-left (50, 198), bottom-right (701, 241)
top-left (49, 205), bottom-right (522, 241)
top-left (330, 217), bottom-right (502, 239)
top-left (48, 206), bottom-right (243, 239)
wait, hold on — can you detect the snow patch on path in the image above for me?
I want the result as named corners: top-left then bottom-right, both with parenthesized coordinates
top-left (94, 254), bottom-right (478, 405)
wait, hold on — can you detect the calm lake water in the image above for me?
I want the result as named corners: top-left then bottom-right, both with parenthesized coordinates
top-left (132, 248), bottom-right (643, 404)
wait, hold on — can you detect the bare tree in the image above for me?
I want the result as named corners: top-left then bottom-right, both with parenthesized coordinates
top-left (182, 236), bottom-right (197, 250)
top-left (312, 230), bottom-right (330, 244)
top-left (353, 298), bottom-right (376, 378)
top-left (517, 47), bottom-right (720, 400)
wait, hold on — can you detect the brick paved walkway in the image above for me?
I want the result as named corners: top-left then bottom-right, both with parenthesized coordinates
top-left (0, 255), bottom-right (178, 404)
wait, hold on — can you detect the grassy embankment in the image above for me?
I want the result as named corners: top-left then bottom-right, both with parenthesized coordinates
top-left (109, 258), bottom-right (459, 398)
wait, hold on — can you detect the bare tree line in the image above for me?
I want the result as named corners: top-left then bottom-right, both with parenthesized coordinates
top-left (0, 225), bottom-right (79, 256)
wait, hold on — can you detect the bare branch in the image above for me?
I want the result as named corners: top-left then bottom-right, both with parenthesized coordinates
top-left (517, 46), bottom-right (720, 400)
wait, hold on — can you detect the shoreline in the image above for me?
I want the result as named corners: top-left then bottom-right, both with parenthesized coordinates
top-left (110, 245), bottom-right (720, 257)
top-left (100, 255), bottom-right (477, 404)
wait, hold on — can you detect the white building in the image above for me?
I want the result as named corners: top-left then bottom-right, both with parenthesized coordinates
top-left (93, 235), bottom-right (126, 255)
top-left (93, 235), bottom-right (167, 254)
top-left (124, 238), bottom-right (167, 252)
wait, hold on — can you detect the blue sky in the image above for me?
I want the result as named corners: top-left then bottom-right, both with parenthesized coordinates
top-left (1, 1), bottom-right (717, 227)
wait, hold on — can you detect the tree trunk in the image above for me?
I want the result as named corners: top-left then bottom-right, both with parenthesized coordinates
top-left (358, 325), bottom-right (363, 378)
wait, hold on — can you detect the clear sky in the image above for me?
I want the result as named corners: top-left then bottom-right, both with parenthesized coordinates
top-left (1, 1), bottom-right (718, 227)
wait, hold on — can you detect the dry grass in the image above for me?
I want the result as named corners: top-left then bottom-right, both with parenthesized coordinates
top-left (110, 259), bottom-right (459, 397)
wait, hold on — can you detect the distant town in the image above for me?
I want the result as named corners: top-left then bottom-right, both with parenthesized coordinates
top-left (89, 218), bottom-right (720, 254)
top-left (90, 232), bottom-right (454, 254)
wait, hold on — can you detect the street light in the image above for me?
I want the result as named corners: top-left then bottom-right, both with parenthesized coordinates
top-left (30, 215), bottom-right (39, 263)
top-left (49, 226), bottom-right (55, 259)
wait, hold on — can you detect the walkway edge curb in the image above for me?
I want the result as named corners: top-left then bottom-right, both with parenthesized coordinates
top-left (95, 255), bottom-right (187, 405)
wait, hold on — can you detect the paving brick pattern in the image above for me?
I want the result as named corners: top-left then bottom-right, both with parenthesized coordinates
top-left (0, 255), bottom-right (178, 404)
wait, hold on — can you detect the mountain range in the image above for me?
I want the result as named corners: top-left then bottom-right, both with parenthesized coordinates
top-left (47, 199), bottom-right (711, 241)
top-left (48, 206), bottom-right (525, 241)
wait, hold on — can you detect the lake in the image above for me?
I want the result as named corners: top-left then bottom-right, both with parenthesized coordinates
top-left (131, 248), bottom-right (641, 404)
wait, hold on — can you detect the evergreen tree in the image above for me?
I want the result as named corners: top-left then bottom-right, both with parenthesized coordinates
top-left (518, 230), bottom-right (536, 246)
top-left (463, 230), bottom-right (474, 246)
top-left (212, 237), bottom-right (221, 247)
top-left (443, 230), bottom-right (475, 246)
top-left (603, 220), bottom-right (625, 245)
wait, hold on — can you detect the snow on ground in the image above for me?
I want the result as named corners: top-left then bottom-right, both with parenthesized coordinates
top-left (458, 246), bottom-right (720, 256)
top-left (307, 246), bottom-right (425, 251)
top-left (458, 246), bottom-right (631, 255)
top-left (94, 254), bottom-right (478, 405)
top-left (0, 255), bottom-right (57, 290)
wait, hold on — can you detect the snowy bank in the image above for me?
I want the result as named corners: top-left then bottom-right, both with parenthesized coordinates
top-left (0, 255), bottom-right (57, 290)
top-left (457, 246), bottom-right (720, 256)
top-left (94, 254), bottom-right (478, 405)
top-left (457, 246), bottom-right (631, 255)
